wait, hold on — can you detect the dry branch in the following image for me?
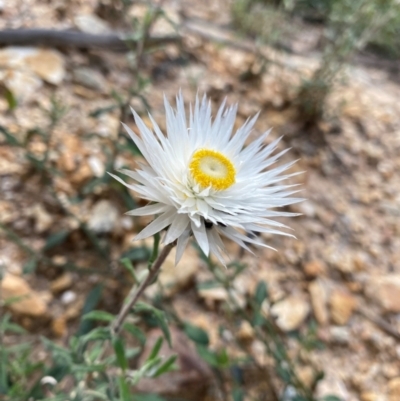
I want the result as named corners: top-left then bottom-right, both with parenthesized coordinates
top-left (0, 29), bottom-right (180, 51)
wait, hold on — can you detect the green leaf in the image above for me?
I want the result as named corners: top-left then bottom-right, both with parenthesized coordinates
top-left (135, 302), bottom-right (171, 347)
top-left (321, 396), bottom-right (342, 401)
top-left (149, 337), bottom-right (163, 360)
top-left (118, 376), bottom-right (130, 401)
top-left (81, 327), bottom-right (111, 344)
top-left (0, 346), bottom-right (8, 395)
top-left (76, 284), bottom-right (103, 336)
top-left (252, 310), bottom-right (266, 327)
top-left (113, 337), bottom-right (128, 371)
top-left (148, 233), bottom-right (160, 269)
top-left (3, 321), bottom-right (26, 334)
top-left (23, 258), bottom-right (38, 274)
top-left (83, 310), bottom-right (114, 322)
top-left (183, 323), bottom-right (209, 346)
top-left (0, 125), bottom-right (20, 146)
top-left (120, 258), bottom-right (138, 281)
top-left (121, 246), bottom-right (150, 262)
top-left (254, 281), bottom-right (268, 306)
top-left (4, 87), bottom-right (17, 110)
top-left (196, 344), bottom-right (218, 367)
top-left (133, 394), bottom-right (166, 401)
top-left (153, 354), bottom-right (177, 377)
top-left (43, 230), bottom-right (70, 251)
top-left (232, 387), bottom-right (244, 401)
top-left (276, 365), bottom-right (291, 383)
top-left (89, 104), bottom-right (118, 118)
top-left (216, 348), bottom-right (229, 367)
top-left (123, 323), bottom-right (146, 345)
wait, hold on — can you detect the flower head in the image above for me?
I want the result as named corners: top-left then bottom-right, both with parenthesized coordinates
top-left (110, 93), bottom-right (302, 265)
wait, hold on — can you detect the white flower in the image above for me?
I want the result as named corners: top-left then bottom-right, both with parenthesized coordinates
top-left (110, 93), bottom-right (302, 265)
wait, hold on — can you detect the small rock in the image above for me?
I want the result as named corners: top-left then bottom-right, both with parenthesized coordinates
top-left (1, 274), bottom-right (47, 317)
top-left (198, 287), bottom-right (228, 309)
top-left (0, 69), bottom-right (42, 103)
top-left (270, 295), bottom-right (310, 331)
top-left (51, 315), bottom-right (67, 337)
top-left (329, 326), bottom-right (351, 345)
top-left (146, 246), bottom-right (199, 297)
top-left (236, 320), bottom-right (254, 341)
top-left (295, 365), bottom-right (315, 388)
top-left (87, 200), bottom-right (119, 233)
top-left (70, 162), bottom-right (93, 186)
top-left (360, 392), bottom-right (381, 401)
top-left (96, 114), bottom-right (120, 138)
top-left (365, 275), bottom-right (400, 313)
top-left (136, 328), bottom-right (212, 400)
top-left (389, 377), bottom-right (400, 401)
top-left (72, 67), bottom-right (107, 91)
top-left (24, 48), bottom-right (65, 85)
top-left (60, 290), bottom-right (77, 305)
top-left (309, 279), bottom-right (329, 325)
top-left (50, 273), bottom-right (73, 293)
top-left (303, 260), bottom-right (326, 278)
top-left (0, 47), bottom-right (65, 85)
top-left (324, 246), bottom-right (360, 273)
top-left (74, 14), bottom-right (112, 35)
top-left (88, 156), bottom-right (105, 177)
top-left (329, 289), bottom-right (357, 325)
top-left (31, 204), bottom-right (53, 233)
top-left (297, 200), bottom-right (316, 217)
top-left (316, 374), bottom-right (350, 400)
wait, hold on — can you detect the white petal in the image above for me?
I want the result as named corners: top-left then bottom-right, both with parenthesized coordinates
top-left (176, 228), bottom-right (191, 265)
top-left (164, 214), bottom-right (190, 244)
top-left (134, 209), bottom-right (176, 240)
top-left (126, 203), bottom-right (168, 216)
top-left (191, 220), bottom-right (209, 256)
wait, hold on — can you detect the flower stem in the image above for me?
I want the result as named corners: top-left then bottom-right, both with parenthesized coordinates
top-left (111, 242), bottom-right (175, 335)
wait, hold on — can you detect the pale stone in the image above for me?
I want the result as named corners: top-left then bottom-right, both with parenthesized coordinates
top-left (236, 320), bottom-right (254, 341)
top-left (303, 260), bottom-right (326, 278)
top-left (0, 47), bottom-right (65, 85)
top-left (365, 275), bottom-right (400, 313)
top-left (88, 156), bottom-right (105, 177)
top-left (329, 326), bottom-right (351, 344)
top-left (24, 49), bottom-right (65, 85)
top-left (152, 246), bottom-right (199, 297)
top-left (74, 14), bottom-right (112, 35)
top-left (60, 290), bottom-right (77, 305)
top-left (309, 279), bottom-right (329, 325)
top-left (316, 374), bottom-right (350, 400)
top-left (96, 114), bottom-right (119, 138)
top-left (87, 200), bottom-right (119, 233)
top-left (360, 392), bottom-right (382, 401)
top-left (270, 295), bottom-right (310, 331)
top-left (389, 377), bottom-right (400, 401)
top-left (0, 69), bottom-right (42, 103)
top-left (1, 274), bottom-right (47, 317)
top-left (31, 204), bottom-right (53, 233)
top-left (295, 365), bottom-right (315, 388)
top-left (73, 67), bottom-right (106, 91)
top-left (329, 289), bottom-right (357, 325)
top-left (50, 273), bottom-right (73, 293)
top-left (198, 287), bottom-right (227, 302)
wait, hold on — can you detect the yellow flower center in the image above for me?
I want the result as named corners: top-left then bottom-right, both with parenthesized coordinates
top-left (189, 149), bottom-right (236, 191)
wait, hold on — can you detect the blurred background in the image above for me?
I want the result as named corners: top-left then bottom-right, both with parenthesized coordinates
top-left (1, 0), bottom-right (400, 400)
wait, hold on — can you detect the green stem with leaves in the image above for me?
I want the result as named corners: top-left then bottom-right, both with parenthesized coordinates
top-left (111, 241), bottom-right (175, 335)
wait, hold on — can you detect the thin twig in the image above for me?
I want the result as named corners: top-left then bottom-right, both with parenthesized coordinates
top-left (358, 306), bottom-right (400, 341)
top-left (111, 242), bottom-right (175, 335)
top-left (0, 29), bottom-right (180, 50)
